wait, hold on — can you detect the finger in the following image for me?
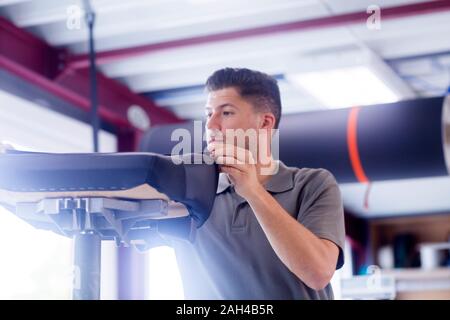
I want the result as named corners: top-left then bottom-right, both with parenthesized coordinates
top-left (207, 141), bottom-right (226, 156)
top-left (228, 144), bottom-right (254, 164)
top-left (215, 156), bottom-right (245, 169)
top-left (215, 155), bottom-right (243, 166)
top-left (214, 144), bottom-right (255, 164)
top-left (206, 141), bottom-right (218, 152)
top-left (208, 142), bottom-right (229, 159)
top-left (220, 165), bottom-right (241, 182)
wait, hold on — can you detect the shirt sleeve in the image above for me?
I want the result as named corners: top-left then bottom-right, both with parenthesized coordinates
top-left (296, 169), bottom-right (346, 269)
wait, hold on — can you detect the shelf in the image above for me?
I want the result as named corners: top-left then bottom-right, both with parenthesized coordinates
top-left (382, 267), bottom-right (450, 281)
top-left (341, 268), bottom-right (450, 300)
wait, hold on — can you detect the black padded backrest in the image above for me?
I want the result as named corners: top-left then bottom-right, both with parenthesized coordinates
top-left (140, 121), bottom-right (207, 156)
top-left (139, 123), bottom-right (218, 227)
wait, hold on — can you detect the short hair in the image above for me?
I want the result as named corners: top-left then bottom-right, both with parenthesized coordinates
top-left (205, 68), bottom-right (282, 128)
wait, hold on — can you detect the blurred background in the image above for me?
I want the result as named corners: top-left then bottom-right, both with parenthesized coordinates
top-left (0, 0), bottom-right (450, 299)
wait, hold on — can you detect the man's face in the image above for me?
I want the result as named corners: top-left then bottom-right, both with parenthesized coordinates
top-left (205, 87), bottom-right (262, 148)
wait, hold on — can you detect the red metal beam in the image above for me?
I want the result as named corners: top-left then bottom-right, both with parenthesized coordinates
top-left (54, 68), bottom-right (182, 126)
top-left (0, 17), bottom-right (60, 78)
top-left (68, 0), bottom-right (450, 69)
top-left (0, 55), bottom-right (128, 127)
top-left (0, 17), bottom-right (180, 134)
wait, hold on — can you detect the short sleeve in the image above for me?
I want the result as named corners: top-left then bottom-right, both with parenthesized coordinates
top-left (296, 169), bottom-right (346, 269)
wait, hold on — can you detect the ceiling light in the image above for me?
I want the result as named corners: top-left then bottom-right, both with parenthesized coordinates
top-left (289, 66), bottom-right (400, 109)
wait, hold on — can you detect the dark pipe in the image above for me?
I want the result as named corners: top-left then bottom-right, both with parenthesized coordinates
top-left (140, 97), bottom-right (450, 183)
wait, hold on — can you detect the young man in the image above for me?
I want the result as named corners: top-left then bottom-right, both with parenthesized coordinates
top-left (171, 68), bottom-right (345, 299)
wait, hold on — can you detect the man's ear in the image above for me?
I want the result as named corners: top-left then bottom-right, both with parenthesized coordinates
top-left (260, 112), bottom-right (276, 130)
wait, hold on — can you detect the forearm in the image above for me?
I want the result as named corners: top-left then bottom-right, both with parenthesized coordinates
top-left (246, 186), bottom-right (336, 290)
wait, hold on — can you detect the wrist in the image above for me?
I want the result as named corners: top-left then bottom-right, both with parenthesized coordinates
top-left (245, 183), bottom-right (267, 202)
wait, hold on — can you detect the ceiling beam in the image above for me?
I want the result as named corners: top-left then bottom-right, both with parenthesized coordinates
top-left (67, 0), bottom-right (450, 69)
top-left (0, 17), bottom-right (180, 133)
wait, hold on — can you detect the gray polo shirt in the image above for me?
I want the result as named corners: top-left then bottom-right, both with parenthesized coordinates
top-left (171, 161), bottom-right (345, 300)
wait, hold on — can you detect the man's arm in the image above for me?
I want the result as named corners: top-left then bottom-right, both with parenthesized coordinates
top-left (211, 143), bottom-right (339, 290)
top-left (245, 186), bottom-right (339, 290)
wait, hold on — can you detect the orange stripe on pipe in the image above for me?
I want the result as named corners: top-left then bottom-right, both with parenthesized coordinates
top-left (347, 107), bottom-right (369, 183)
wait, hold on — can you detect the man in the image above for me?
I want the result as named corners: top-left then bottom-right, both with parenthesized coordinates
top-left (171, 68), bottom-right (345, 299)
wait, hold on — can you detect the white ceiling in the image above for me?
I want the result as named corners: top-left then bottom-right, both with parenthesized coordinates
top-left (1, 0), bottom-right (449, 119)
top-left (1, 0), bottom-right (450, 218)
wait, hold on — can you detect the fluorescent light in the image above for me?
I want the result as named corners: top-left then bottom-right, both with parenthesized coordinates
top-left (290, 66), bottom-right (400, 109)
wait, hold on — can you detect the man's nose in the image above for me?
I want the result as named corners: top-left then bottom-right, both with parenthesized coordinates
top-left (206, 112), bottom-right (220, 130)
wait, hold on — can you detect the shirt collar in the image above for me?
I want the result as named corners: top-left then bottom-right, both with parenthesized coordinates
top-left (216, 161), bottom-right (294, 194)
top-left (216, 172), bottom-right (232, 194)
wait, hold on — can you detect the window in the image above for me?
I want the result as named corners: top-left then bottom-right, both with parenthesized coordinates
top-left (0, 89), bottom-right (116, 299)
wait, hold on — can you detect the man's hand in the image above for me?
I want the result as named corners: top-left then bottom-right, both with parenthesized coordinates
top-left (208, 142), bottom-right (264, 200)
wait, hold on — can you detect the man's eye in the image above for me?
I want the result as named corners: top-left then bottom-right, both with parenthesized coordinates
top-left (206, 113), bottom-right (212, 118)
top-left (223, 111), bottom-right (233, 116)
